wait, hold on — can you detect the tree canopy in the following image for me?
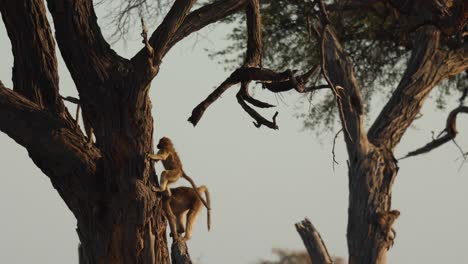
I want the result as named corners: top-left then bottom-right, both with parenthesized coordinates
top-left (212, 0), bottom-right (467, 130)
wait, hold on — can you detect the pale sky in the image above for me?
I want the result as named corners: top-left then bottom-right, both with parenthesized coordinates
top-left (0, 5), bottom-right (467, 264)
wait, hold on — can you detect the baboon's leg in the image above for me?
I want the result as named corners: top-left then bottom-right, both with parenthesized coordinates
top-left (154, 169), bottom-right (182, 195)
top-left (176, 212), bottom-right (186, 234)
top-left (184, 204), bottom-right (202, 240)
top-left (163, 199), bottom-right (178, 239)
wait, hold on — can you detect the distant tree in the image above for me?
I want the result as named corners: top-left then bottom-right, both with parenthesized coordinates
top-left (187, 1), bottom-right (468, 263)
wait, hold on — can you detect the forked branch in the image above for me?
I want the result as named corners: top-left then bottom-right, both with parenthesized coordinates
top-left (309, 0), bottom-right (368, 156)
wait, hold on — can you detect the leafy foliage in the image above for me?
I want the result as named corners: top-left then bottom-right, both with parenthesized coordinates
top-left (210, 0), bottom-right (467, 131)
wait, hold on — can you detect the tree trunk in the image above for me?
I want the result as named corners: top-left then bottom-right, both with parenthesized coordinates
top-left (70, 73), bottom-right (172, 263)
top-left (347, 146), bottom-right (398, 264)
top-left (75, 184), bottom-right (170, 264)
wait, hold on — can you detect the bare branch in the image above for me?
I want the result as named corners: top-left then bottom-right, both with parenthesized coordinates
top-left (148, 0), bottom-right (197, 63)
top-left (237, 82), bottom-right (279, 129)
top-left (188, 67), bottom-right (308, 126)
top-left (295, 218), bottom-right (333, 264)
top-left (166, 0), bottom-right (248, 55)
top-left (47, 0), bottom-right (127, 89)
top-left (401, 106), bottom-right (468, 159)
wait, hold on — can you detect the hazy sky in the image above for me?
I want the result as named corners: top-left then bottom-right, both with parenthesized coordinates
top-left (0, 5), bottom-right (467, 264)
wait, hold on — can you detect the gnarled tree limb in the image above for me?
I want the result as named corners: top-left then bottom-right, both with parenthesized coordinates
top-left (402, 106), bottom-right (468, 159)
top-left (368, 26), bottom-right (468, 151)
top-left (0, 0), bottom-right (64, 113)
top-left (166, 0), bottom-right (248, 56)
top-left (46, 0), bottom-right (128, 90)
top-left (0, 82), bottom-right (101, 215)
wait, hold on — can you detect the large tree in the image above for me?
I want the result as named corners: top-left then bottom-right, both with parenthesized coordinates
top-left (0, 1), bottom-right (466, 264)
top-left (187, 0), bottom-right (468, 264)
top-left (0, 0), bottom-right (249, 263)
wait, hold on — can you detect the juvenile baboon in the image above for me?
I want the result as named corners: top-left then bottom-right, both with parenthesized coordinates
top-left (147, 137), bottom-right (210, 209)
top-left (163, 186), bottom-right (211, 240)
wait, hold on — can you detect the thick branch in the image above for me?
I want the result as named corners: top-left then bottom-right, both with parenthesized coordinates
top-left (0, 82), bottom-right (101, 215)
top-left (245, 0), bottom-right (262, 66)
top-left (402, 106), bottom-right (468, 159)
top-left (166, 0), bottom-right (248, 56)
top-left (46, 0), bottom-right (127, 90)
top-left (144, 0), bottom-right (197, 61)
top-left (295, 218), bottom-right (333, 264)
top-left (368, 26), bottom-right (468, 150)
top-left (321, 26), bottom-right (368, 157)
top-left (188, 67), bottom-right (295, 126)
top-left (130, 0), bottom-right (197, 85)
top-left (0, 0), bottom-right (64, 113)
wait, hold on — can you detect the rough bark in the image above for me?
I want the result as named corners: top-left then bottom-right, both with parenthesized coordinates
top-left (0, 0), bottom-right (246, 263)
top-left (368, 26), bottom-right (468, 150)
top-left (320, 20), bottom-right (398, 264)
top-left (0, 0), bottom-right (64, 113)
top-left (171, 239), bottom-right (193, 264)
top-left (320, 20), bottom-right (466, 264)
top-left (295, 219), bottom-right (332, 264)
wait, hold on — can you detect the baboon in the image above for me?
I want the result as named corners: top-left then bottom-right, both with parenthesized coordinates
top-left (147, 137), bottom-right (209, 209)
top-left (163, 186), bottom-right (211, 240)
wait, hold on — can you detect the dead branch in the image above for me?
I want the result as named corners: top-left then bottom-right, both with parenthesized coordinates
top-left (460, 86), bottom-right (468, 105)
top-left (295, 218), bottom-right (333, 264)
top-left (306, 0), bottom-right (367, 154)
top-left (401, 106), bottom-right (468, 159)
top-left (140, 17), bottom-right (155, 63)
top-left (189, 0), bottom-right (323, 129)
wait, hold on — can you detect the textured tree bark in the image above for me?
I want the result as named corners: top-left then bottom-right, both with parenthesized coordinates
top-left (321, 27), bottom-right (397, 264)
top-left (346, 147), bottom-right (398, 264)
top-left (0, 0), bottom-right (247, 263)
top-left (170, 239), bottom-right (193, 264)
top-left (295, 219), bottom-right (333, 264)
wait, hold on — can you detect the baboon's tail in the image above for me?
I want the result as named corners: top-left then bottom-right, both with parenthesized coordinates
top-left (198, 185), bottom-right (211, 231)
top-left (182, 172), bottom-right (210, 210)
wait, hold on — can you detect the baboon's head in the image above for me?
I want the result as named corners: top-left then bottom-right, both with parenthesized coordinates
top-left (157, 137), bottom-right (174, 150)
